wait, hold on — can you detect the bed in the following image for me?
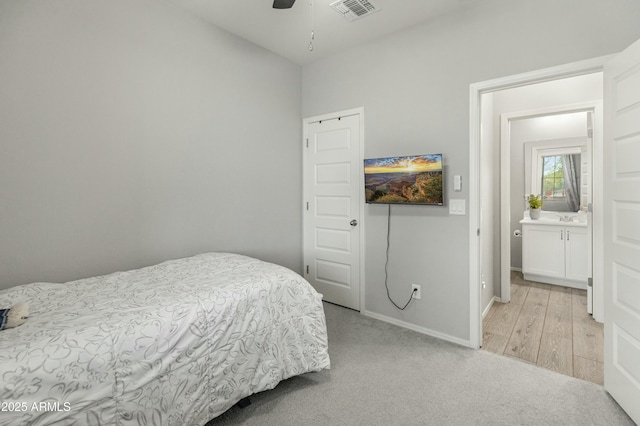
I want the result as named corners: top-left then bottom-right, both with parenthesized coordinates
top-left (0, 252), bottom-right (330, 425)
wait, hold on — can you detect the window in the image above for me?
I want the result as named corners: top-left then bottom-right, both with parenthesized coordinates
top-left (526, 141), bottom-right (585, 212)
top-left (541, 155), bottom-right (565, 200)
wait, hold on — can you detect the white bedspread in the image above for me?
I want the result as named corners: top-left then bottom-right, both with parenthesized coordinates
top-left (0, 253), bottom-right (330, 425)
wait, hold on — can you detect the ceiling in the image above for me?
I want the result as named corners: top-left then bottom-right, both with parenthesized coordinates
top-left (167, 0), bottom-right (480, 65)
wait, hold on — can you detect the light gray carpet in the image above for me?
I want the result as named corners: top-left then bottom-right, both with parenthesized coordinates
top-left (210, 302), bottom-right (633, 425)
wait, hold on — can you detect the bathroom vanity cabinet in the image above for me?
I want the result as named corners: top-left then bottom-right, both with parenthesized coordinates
top-left (520, 218), bottom-right (589, 289)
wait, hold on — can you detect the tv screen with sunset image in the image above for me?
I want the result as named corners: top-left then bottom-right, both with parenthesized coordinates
top-left (364, 154), bottom-right (443, 205)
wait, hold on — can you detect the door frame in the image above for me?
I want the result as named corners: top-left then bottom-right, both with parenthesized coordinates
top-left (499, 101), bottom-right (602, 309)
top-left (302, 107), bottom-right (365, 311)
top-left (468, 55), bottom-right (613, 348)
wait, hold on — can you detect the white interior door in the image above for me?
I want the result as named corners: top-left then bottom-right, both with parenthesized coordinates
top-left (603, 37), bottom-right (640, 424)
top-left (303, 111), bottom-right (362, 311)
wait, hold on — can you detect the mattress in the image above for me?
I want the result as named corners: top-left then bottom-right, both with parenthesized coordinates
top-left (0, 253), bottom-right (330, 425)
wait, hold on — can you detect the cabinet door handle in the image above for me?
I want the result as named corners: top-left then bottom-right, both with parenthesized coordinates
top-left (567, 230), bottom-right (570, 240)
top-left (561, 230), bottom-right (563, 240)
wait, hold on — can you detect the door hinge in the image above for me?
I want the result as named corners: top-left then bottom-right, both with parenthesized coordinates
top-left (587, 129), bottom-right (593, 139)
top-left (477, 228), bottom-right (480, 236)
top-left (588, 277), bottom-right (593, 288)
top-left (306, 202), bottom-right (309, 211)
top-left (306, 138), bottom-right (309, 148)
top-left (306, 265), bottom-right (309, 274)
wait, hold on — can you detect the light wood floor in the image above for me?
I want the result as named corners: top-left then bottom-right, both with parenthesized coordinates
top-left (482, 271), bottom-right (604, 385)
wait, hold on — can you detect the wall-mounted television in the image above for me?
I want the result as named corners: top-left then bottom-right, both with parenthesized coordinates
top-left (364, 154), bottom-right (443, 205)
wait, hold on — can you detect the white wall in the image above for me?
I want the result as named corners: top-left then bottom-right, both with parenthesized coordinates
top-left (0, 0), bottom-right (302, 289)
top-left (302, 0), bottom-right (640, 342)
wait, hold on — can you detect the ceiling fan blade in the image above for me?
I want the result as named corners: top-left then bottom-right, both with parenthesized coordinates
top-left (273, 0), bottom-right (296, 9)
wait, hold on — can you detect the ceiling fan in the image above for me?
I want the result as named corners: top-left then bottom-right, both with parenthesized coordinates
top-left (273, 0), bottom-right (296, 9)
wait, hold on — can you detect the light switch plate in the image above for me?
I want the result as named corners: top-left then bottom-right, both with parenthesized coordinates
top-left (449, 199), bottom-right (465, 215)
top-left (454, 175), bottom-right (462, 192)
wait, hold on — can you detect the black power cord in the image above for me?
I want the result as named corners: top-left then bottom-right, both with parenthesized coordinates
top-left (384, 204), bottom-right (417, 310)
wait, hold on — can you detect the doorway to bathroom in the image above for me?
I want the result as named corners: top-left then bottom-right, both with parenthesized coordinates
top-left (476, 72), bottom-right (604, 315)
top-left (499, 101), bottom-right (600, 313)
top-left (477, 71), bottom-right (605, 383)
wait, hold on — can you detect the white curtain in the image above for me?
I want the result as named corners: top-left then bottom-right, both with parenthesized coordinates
top-left (562, 154), bottom-right (580, 212)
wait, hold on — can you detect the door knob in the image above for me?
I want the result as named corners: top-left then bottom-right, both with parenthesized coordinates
top-left (350, 219), bottom-right (358, 227)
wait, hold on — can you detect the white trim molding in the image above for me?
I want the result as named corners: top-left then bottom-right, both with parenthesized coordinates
top-left (482, 296), bottom-right (498, 320)
top-left (362, 310), bottom-right (473, 348)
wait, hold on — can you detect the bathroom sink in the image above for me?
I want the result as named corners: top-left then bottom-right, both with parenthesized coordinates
top-left (532, 215), bottom-right (577, 222)
top-left (536, 216), bottom-right (562, 222)
top-left (558, 215), bottom-right (576, 222)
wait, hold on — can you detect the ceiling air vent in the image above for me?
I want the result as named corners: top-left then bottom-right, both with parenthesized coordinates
top-left (330, 0), bottom-right (381, 22)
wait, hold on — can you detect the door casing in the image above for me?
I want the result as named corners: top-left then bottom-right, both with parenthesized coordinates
top-left (469, 55), bottom-right (613, 349)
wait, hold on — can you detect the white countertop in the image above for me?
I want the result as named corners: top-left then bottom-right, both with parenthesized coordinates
top-left (519, 217), bottom-right (587, 227)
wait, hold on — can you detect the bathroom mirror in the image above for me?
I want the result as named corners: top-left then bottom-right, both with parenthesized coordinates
top-left (524, 138), bottom-right (589, 213)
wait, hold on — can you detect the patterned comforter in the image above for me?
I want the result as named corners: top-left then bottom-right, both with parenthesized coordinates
top-left (0, 253), bottom-right (330, 425)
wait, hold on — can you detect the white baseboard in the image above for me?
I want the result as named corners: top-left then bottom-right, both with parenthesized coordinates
top-left (511, 267), bottom-right (522, 272)
top-left (482, 296), bottom-right (498, 319)
top-left (361, 310), bottom-right (473, 348)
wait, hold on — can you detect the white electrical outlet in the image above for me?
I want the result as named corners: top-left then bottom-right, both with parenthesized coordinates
top-left (411, 284), bottom-right (421, 300)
